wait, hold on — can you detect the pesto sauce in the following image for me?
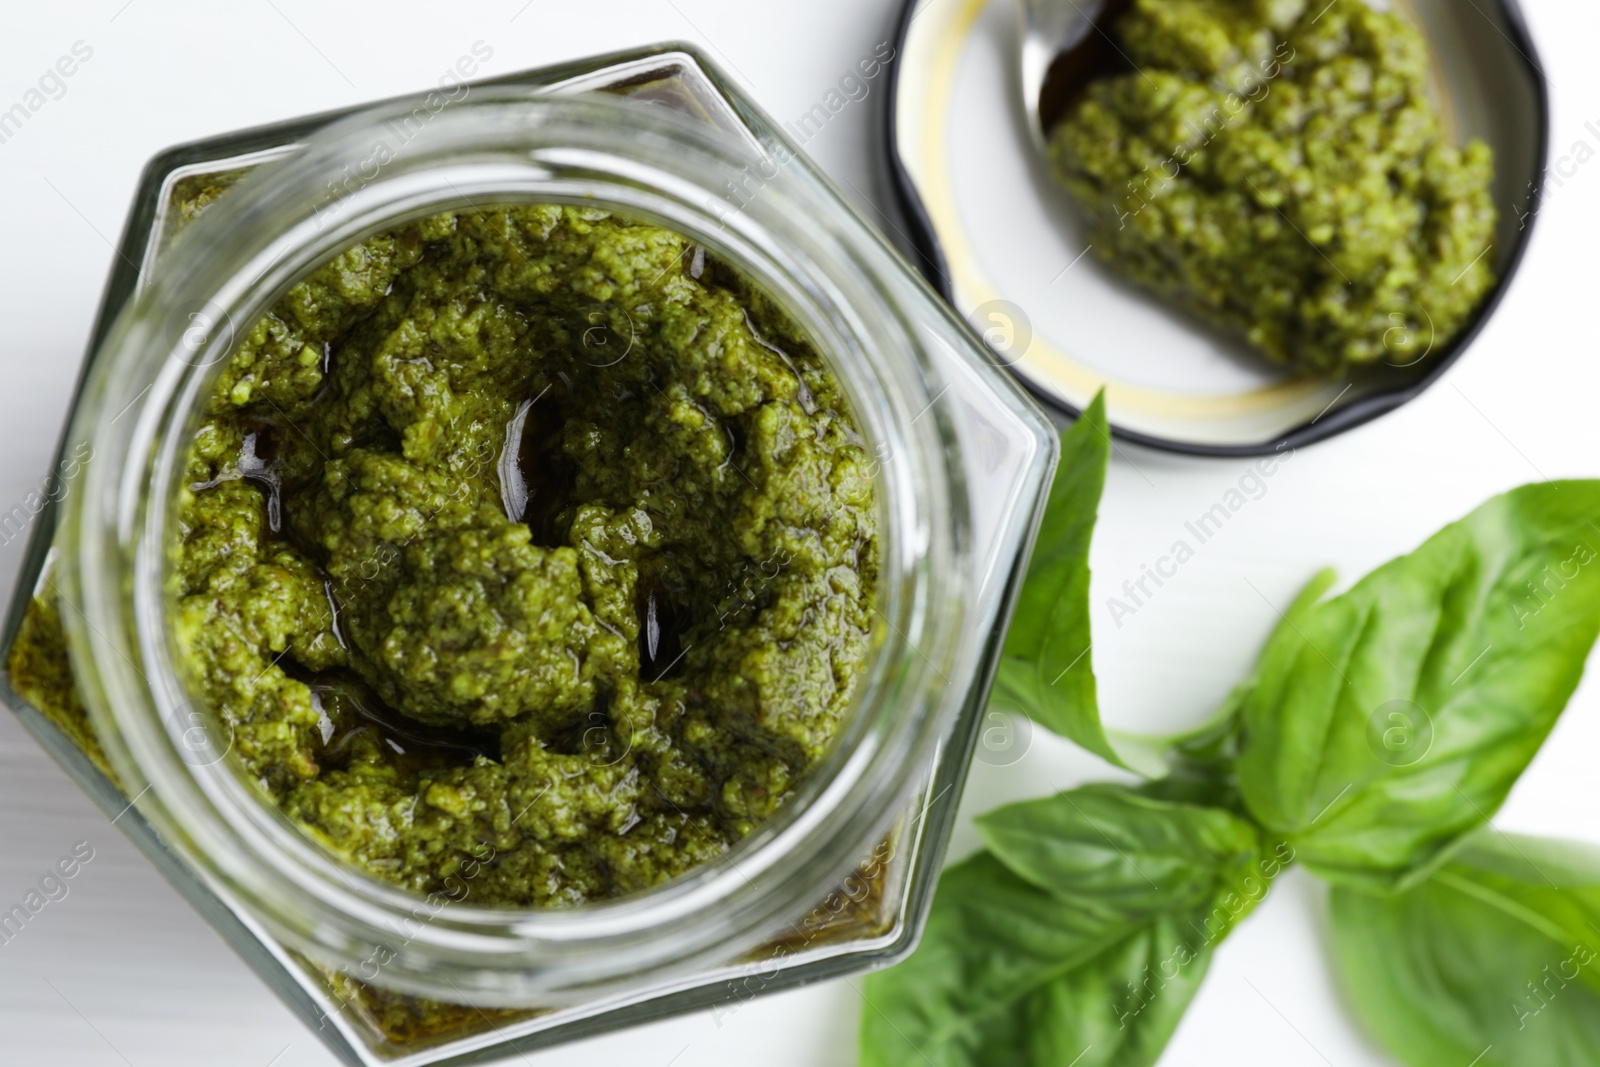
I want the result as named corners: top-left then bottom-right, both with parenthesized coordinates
top-left (1048, 0), bottom-right (1498, 375)
top-left (174, 202), bottom-right (878, 907)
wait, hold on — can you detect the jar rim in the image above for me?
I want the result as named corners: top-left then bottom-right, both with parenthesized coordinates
top-left (58, 85), bottom-right (972, 1002)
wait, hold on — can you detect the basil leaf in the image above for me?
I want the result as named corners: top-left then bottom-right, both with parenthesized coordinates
top-left (1236, 481), bottom-right (1600, 890)
top-left (861, 787), bottom-right (1269, 1067)
top-left (859, 860), bottom-right (1232, 1067)
top-left (977, 783), bottom-right (1272, 919)
top-left (1330, 831), bottom-right (1600, 1067)
top-left (1007, 909), bottom-right (1217, 1067)
top-left (992, 392), bottom-right (1128, 769)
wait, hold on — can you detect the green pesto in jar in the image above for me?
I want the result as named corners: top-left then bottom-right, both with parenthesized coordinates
top-left (1048, 0), bottom-right (1497, 375)
top-left (172, 201), bottom-right (878, 907)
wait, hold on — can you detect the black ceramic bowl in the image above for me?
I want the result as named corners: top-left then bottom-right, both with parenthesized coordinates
top-left (883, 0), bottom-right (1549, 456)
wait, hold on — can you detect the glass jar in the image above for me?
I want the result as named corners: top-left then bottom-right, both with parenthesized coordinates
top-left (1, 44), bottom-right (1056, 1065)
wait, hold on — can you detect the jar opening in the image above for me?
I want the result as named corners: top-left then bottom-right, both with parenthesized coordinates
top-left (163, 191), bottom-right (888, 917)
top-left (61, 89), bottom-right (965, 1002)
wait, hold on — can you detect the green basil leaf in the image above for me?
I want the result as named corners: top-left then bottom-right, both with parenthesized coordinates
top-left (1330, 831), bottom-right (1600, 1067)
top-left (860, 854), bottom-right (1222, 1067)
top-left (1007, 909), bottom-right (1218, 1067)
top-left (992, 392), bottom-right (1128, 769)
top-left (1236, 481), bottom-right (1600, 890)
top-left (976, 783), bottom-right (1273, 920)
top-left (861, 787), bottom-right (1270, 1067)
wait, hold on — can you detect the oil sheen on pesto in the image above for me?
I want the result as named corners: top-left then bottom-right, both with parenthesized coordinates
top-left (1048, 0), bottom-right (1498, 375)
top-left (174, 203), bottom-right (878, 908)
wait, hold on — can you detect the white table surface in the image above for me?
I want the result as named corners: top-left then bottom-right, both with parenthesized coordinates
top-left (2, 1), bottom-right (1596, 1064)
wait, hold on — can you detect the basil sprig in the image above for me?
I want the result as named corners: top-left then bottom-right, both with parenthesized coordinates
top-left (860, 394), bottom-right (1600, 1067)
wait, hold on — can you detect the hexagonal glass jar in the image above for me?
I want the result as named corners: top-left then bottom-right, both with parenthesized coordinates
top-left (0, 44), bottom-right (1056, 1066)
